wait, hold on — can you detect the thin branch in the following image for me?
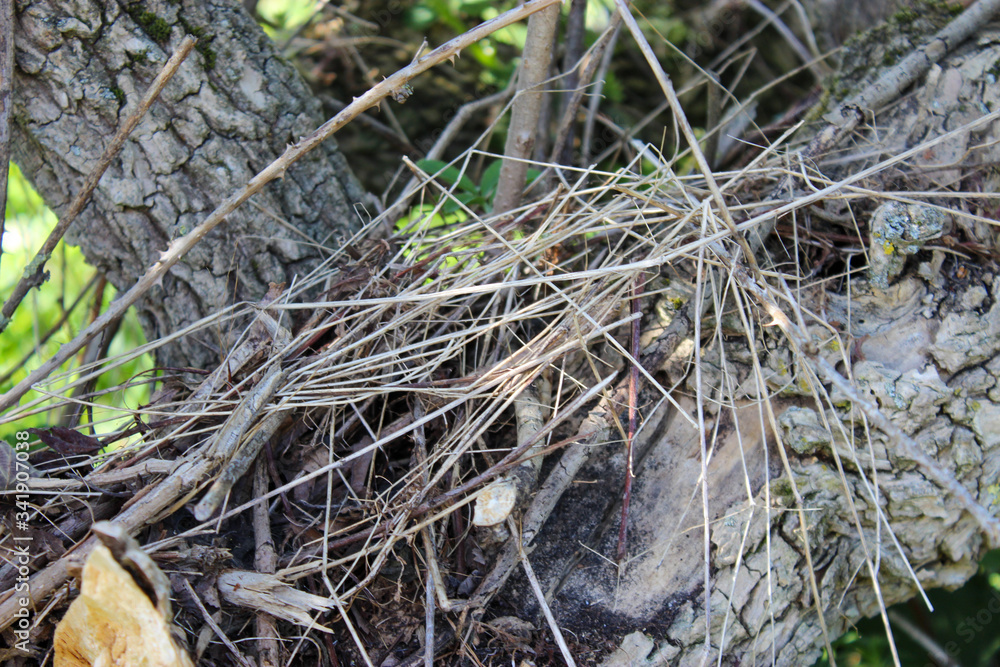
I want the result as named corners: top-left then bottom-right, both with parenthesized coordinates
top-left (613, 0), bottom-right (762, 277)
top-left (514, 517), bottom-right (578, 667)
top-left (743, 0), bottom-right (828, 79)
top-left (252, 458), bottom-right (281, 667)
top-left (549, 14), bottom-right (624, 170)
top-left (556, 0), bottom-right (588, 165)
top-left (383, 83), bottom-right (515, 225)
top-left (580, 20), bottom-right (622, 165)
top-left (422, 530), bottom-right (436, 667)
top-left (887, 610), bottom-right (962, 667)
top-left (615, 273), bottom-right (645, 561)
top-left (182, 578), bottom-right (252, 667)
top-left (493, 2), bottom-right (561, 215)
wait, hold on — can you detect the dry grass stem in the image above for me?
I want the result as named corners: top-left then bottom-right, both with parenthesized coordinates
top-left (514, 517), bottom-right (578, 667)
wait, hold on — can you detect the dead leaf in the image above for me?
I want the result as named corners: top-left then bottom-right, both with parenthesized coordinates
top-left (28, 427), bottom-right (102, 456)
top-left (54, 536), bottom-right (193, 666)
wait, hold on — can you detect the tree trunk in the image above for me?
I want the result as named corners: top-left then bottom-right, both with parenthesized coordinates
top-left (11, 0), bottom-right (368, 370)
top-left (498, 19), bottom-right (1000, 667)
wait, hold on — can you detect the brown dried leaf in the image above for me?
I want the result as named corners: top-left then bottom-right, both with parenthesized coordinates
top-left (28, 427), bottom-right (102, 456)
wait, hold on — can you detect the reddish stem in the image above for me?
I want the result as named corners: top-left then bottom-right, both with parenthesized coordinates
top-left (617, 275), bottom-right (645, 562)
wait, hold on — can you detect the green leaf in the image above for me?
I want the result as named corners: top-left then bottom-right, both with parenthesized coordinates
top-left (442, 190), bottom-right (479, 214)
top-left (415, 159), bottom-right (476, 193)
top-left (479, 160), bottom-right (503, 198)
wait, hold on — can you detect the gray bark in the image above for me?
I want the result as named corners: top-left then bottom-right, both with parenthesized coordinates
top-left (11, 0), bottom-right (368, 370)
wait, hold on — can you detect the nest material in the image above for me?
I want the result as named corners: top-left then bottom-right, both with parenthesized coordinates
top-left (6, 15), bottom-right (1000, 667)
top-left (3, 154), bottom-right (698, 662)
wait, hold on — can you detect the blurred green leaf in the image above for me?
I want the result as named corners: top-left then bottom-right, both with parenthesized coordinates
top-left (416, 159), bottom-right (477, 193)
top-left (2, 163), bottom-right (154, 435)
top-left (479, 160), bottom-right (502, 199)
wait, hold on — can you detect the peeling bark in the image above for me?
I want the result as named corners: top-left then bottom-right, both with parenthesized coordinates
top-left (11, 0), bottom-right (368, 369)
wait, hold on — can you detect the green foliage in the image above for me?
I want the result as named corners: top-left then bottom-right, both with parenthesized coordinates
top-left (2, 164), bottom-right (154, 435)
top-left (407, 0), bottom-right (506, 73)
top-left (256, 0), bottom-right (320, 33)
top-left (414, 158), bottom-right (540, 215)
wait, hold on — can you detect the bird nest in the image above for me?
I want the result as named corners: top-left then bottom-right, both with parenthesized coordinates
top-left (6, 15), bottom-right (1000, 665)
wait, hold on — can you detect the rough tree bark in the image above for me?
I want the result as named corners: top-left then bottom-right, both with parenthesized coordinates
top-left (498, 15), bottom-right (1000, 667)
top-left (11, 0), bottom-right (368, 370)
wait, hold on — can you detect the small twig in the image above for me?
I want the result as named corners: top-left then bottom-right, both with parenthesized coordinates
top-left (556, 0), bottom-right (588, 166)
top-left (0, 0), bottom-right (13, 276)
top-left (384, 84), bottom-right (515, 226)
top-left (0, 36), bottom-right (198, 335)
top-left (422, 529), bottom-right (436, 667)
top-left (412, 395), bottom-right (456, 638)
top-left (194, 363), bottom-right (288, 521)
top-left (513, 517), bottom-right (578, 667)
top-left (182, 578), bottom-right (252, 667)
top-left (549, 14), bottom-right (624, 171)
top-left (887, 610), bottom-right (961, 667)
top-left (346, 44), bottom-right (411, 145)
top-left (616, 274), bottom-right (645, 562)
top-left (613, 0), bottom-right (761, 278)
top-left (693, 228), bottom-right (711, 651)
top-left (0, 0), bottom-right (562, 414)
top-left (493, 2), bottom-right (561, 215)
top-left (330, 589), bottom-right (375, 667)
top-left (703, 71), bottom-right (722, 170)
top-left (275, 0), bottom-right (331, 52)
top-left (580, 20), bottom-right (622, 165)
top-left (743, 0), bottom-right (828, 79)
top-left (61, 315), bottom-right (122, 430)
top-left (252, 458), bottom-right (281, 667)
top-left (473, 382), bottom-right (545, 528)
top-left (320, 94), bottom-right (420, 154)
